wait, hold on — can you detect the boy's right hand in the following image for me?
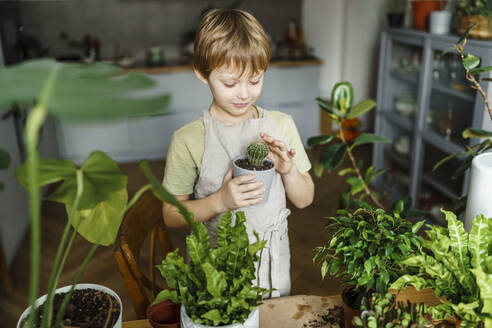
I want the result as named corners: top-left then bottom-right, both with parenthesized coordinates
top-left (218, 168), bottom-right (265, 210)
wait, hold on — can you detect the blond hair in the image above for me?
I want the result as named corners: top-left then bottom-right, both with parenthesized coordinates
top-left (193, 9), bottom-right (271, 79)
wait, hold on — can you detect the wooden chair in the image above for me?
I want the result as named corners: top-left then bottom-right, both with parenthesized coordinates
top-left (114, 189), bottom-right (174, 319)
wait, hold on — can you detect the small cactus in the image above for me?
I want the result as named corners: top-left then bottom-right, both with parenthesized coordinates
top-left (247, 141), bottom-right (269, 167)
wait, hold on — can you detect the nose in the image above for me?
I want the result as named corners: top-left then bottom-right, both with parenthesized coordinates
top-left (237, 84), bottom-right (248, 100)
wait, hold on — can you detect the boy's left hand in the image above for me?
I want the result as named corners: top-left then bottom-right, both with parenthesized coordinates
top-left (260, 132), bottom-right (296, 175)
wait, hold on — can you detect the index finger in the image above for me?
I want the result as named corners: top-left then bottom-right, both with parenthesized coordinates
top-left (233, 174), bottom-right (256, 184)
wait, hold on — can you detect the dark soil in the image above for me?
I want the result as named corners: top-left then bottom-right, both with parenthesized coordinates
top-left (342, 288), bottom-right (363, 310)
top-left (235, 158), bottom-right (274, 171)
top-left (27, 288), bottom-right (120, 328)
top-left (303, 305), bottom-right (344, 328)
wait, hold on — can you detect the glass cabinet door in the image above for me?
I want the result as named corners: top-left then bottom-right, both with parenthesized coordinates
top-left (425, 50), bottom-right (476, 146)
top-left (380, 121), bottom-right (413, 200)
top-left (388, 42), bottom-right (422, 123)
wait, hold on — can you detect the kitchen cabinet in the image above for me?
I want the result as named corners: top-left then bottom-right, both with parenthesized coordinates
top-left (373, 28), bottom-right (492, 224)
top-left (55, 62), bottom-right (321, 164)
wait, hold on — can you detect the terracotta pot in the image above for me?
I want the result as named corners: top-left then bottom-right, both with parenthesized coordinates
top-left (457, 15), bottom-right (492, 40)
top-left (342, 288), bottom-right (362, 328)
top-left (146, 300), bottom-right (181, 328)
top-left (412, 1), bottom-right (446, 30)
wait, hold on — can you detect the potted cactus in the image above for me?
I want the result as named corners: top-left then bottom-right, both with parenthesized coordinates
top-left (232, 141), bottom-right (275, 202)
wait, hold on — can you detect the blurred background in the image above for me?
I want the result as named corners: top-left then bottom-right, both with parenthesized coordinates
top-left (2, 0), bottom-right (492, 325)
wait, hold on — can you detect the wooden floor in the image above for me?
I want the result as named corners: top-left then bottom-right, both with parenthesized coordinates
top-left (0, 148), bottom-right (371, 326)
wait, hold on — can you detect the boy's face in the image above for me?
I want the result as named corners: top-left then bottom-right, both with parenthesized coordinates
top-left (196, 64), bottom-right (264, 120)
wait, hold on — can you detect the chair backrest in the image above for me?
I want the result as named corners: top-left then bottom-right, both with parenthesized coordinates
top-left (114, 189), bottom-right (174, 319)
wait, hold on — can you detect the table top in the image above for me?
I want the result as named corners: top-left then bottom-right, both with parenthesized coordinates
top-left (122, 288), bottom-right (439, 328)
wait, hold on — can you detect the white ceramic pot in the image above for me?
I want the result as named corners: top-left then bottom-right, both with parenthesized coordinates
top-left (180, 305), bottom-right (259, 328)
top-left (464, 152), bottom-right (492, 231)
top-left (232, 155), bottom-right (275, 202)
top-left (17, 283), bottom-right (122, 328)
top-left (429, 10), bottom-right (452, 35)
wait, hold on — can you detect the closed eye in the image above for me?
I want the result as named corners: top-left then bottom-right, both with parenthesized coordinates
top-left (249, 80), bottom-right (260, 85)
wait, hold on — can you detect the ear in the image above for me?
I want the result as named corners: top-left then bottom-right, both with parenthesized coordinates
top-left (194, 68), bottom-right (208, 84)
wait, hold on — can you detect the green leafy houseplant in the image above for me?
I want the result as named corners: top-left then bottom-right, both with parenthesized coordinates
top-left (0, 59), bottom-right (171, 327)
top-left (152, 208), bottom-right (268, 327)
top-left (313, 203), bottom-right (424, 309)
top-left (390, 210), bottom-right (492, 328)
top-left (354, 292), bottom-right (456, 328)
top-left (308, 82), bottom-right (390, 210)
top-left (456, 0), bottom-right (492, 18)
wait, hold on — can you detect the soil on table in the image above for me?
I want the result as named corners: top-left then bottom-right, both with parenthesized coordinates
top-left (28, 288), bottom-right (120, 328)
top-left (303, 305), bottom-right (344, 328)
top-left (235, 158), bottom-right (274, 171)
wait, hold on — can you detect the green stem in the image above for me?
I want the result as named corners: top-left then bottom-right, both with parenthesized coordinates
top-left (25, 105), bottom-right (47, 328)
top-left (53, 243), bottom-right (99, 327)
top-left (124, 184), bottom-right (151, 214)
top-left (338, 121), bottom-right (384, 209)
top-left (40, 170), bottom-right (84, 328)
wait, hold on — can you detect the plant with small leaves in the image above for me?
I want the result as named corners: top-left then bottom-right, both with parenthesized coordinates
top-left (456, 0), bottom-right (492, 18)
top-left (353, 293), bottom-right (448, 328)
top-left (247, 141), bottom-right (269, 167)
top-left (433, 24), bottom-right (492, 215)
top-left (309, 81), bottom-right (390, 210)
top-left (387, 0), bottom-right (406, 13)
top-left (313, 203), bottom-right (424, 308)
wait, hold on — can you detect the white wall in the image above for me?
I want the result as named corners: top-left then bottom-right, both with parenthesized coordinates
top-left (302, 0), bottom-right (386, 104)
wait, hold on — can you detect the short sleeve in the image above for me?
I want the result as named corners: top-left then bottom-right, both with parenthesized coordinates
top-left (162, 132), bottom-right (198, 195)
top-left (285, 115), bottom-right (312, 174)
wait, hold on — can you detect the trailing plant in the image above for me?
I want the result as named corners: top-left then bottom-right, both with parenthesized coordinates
top-left (390, 209), bottom-right (492, 328)
top-left (456, 0), bottom-right (492, 18)
top-left (309, 82), bottom-right (390, 210)
top-left (0, 59), bottom-right (171, 328)
top-left (247, 141), bottom-right (269, 167)
top-left (433, 24), bottom-right (492, 215)
top-left (0, 147), bottom-right (10, 192)
top-left (313, 203), bottom-right (424, 307)
top-left (353, 292), bottom-right (445, 328)
top-left (152, 207), bottom-right (269, 326)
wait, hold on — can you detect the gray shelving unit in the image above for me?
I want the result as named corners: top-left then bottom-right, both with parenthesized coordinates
top-left (373, 28), bottom-right (492, 223)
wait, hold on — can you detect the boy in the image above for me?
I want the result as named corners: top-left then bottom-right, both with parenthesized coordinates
top-left (162, 8), bottom-right (314, 297)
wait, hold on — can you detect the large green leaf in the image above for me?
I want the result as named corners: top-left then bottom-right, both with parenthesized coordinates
top-left (0, 148), bottom-right (10, 170)
top-left (351, 133), bottom-right (391, 148)
top-left (462, 128), bottom-right (492, 139)
top-left (473, 266), bottom-right (492, 323)
top-left (346, 99), bottom-right (376, 119)
top-left (67, 188), bottom-right (127, 246)
top-left (216, 211), bottom-right (232, 248)
top-left (331, 82), bottom-right (353, 110)
top-left (202, 262), bottom-right (227, 298)
top-left (307, 135), bottom-right (334, 146)
top-left (316, 97), bottom-right (337, 115)
top-left (469, 214), bottom-right (491, 269)
top-left (52, 152), bottom-right (127, 209)
top-left (0, 59), bottom-right (171, 120)
top-left (443, 210), bottom-right (470, 270)
top-left (321, 143), bottom-right (348, 171)
top-left (15, 151), bottom-right (126, 210)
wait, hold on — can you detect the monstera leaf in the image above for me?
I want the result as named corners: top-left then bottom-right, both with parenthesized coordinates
top-left (15, 151), bottom-right (127, 210)
top-left (66, 188), bottom-right (127, 246)
top-left (0, 59), bottom-right (170, 119)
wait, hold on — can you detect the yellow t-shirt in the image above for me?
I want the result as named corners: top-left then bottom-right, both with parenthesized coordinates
top-left (162, 108), bottom-right (311, 195)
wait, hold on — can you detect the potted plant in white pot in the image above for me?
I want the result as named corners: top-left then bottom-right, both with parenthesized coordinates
top-left (0, 58), bottom-right (171, 327)
top-left (140, 169), bottom-right (269, 328)
top-left (233, 141), bottom-right (275, 202)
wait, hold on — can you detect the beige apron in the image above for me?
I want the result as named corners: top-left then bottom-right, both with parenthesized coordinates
top-left (194, 107), bottom-right (291, 298)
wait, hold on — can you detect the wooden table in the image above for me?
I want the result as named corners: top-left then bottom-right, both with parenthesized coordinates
top-left (122, 288), bottom-right (439, 328)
